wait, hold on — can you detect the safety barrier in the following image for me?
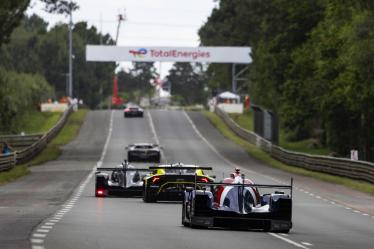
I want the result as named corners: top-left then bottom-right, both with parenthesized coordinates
top-left (0, 106), bottom-right (73, 171)
top-left (214, 106), bottom-right (374, 184)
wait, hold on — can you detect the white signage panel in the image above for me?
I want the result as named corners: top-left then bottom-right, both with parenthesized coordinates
top-left (86, 45), bottom-right (251, 64)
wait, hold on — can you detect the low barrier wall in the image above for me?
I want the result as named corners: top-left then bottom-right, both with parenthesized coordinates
top-left (214, 106), bottom-right (374, 184)
top-left (0, 106), bottom-right (73, 171)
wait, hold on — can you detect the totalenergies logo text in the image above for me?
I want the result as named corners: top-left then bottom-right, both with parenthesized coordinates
top-left (129, 48), bottom-right (148, 57)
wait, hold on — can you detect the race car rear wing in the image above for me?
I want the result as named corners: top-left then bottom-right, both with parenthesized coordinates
top-left (194, 176), bottom-right (294, 198)
top-left (148, 166), bottom-right (213, 170)
top-left (96, 162), bottom-right (213, 172)
top-left (96, 160), bottom-right (152, 172)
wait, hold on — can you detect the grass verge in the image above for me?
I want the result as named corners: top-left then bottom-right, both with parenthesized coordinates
top-left (203, 111), bottom-right (374, 195)
top-left (229, 109), bottom-right (331, 155)
top-left (0, 109), bottom-right (88, 185)
top-left (20, 110), bottom-right (63, 134)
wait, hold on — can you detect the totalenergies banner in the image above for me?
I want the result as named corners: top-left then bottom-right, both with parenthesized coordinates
top-left (86, 45), bottom-right (251, 64)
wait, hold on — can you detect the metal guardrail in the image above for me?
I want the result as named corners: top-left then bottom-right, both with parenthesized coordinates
top-left (214, 106), bottom-right (374, 184)
top-left (0, 134), bottom-right (43, 150)
top-left (0, 106), bottom-right (73, 171)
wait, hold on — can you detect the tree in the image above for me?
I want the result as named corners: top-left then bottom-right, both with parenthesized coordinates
top-left (0, 0), bottom-right (30, 45)
top-left (0, 15), bottom-right (116, 109)
top-left (117, 62), bottom-right (157, 102)
top-left (167, 63), bottom-right (207, 105)
top-left (0, 1), bottom-right (77, 47)
top-left (0, 67), bottom-right (53, 133)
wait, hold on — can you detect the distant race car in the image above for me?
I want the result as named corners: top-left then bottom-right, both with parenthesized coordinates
top-left (95, 161), bottom-right (150, 197)
top-left (143, 163), bottom-right (214, 202)
top-left (124, 105), bottom-right (143, 118)
top-left (127, 143), bottom-right (161, 163)
top-left (181, 174), bottom-right (293, 233)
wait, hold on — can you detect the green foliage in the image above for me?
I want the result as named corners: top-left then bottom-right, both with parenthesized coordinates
top-left (0, 14), bottom-right (116, 109)
top-left (117, 62), bottom-right (157, 103)
top-left (166, 63), bottom-right (207, 105)
top-left (200, 0), bottom-right (374, 160)
top-left (0, 0), bottom-right (30, 45)
top-left (0, 1), bottom-right (78, 47)
top-left (0, 67), bottom-right (54, 133)
top-left (19, 111), bottom-right (61, 134)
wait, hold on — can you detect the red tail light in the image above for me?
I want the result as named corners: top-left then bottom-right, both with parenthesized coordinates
top-left (124, 108), bottom-right (130, 112)
top-left (152, 177), bottom-right (160, 184)
top-left (200, 177), bottom-right (209, 183)
top-left (96, 189), bottom-right (104, 196)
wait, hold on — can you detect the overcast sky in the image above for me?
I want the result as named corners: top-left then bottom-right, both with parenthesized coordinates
top-left (27, 0), bottom-right (217, 77)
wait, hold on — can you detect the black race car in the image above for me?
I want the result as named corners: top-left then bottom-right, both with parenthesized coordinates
top-left (142, 164), bottom-right (214, 202)
top-left (124, 105), bottom-right (143, 118)
top-left (127, 143), bottom-right (161, 163)
top-left (181, 176), bottom-right (293, 233)
top-left (95, 161), bottom-right (150, 197)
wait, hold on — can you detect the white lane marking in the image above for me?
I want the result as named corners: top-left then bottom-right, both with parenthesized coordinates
top-left (353, 210), bottom-right (360, 213)
top-left (41, 226), bottom-right (53, 229)
top-left (147, 110), bottom-right (165, 160)
top-left (31, 239), bottom-right (44, 244)
top-left (269, 233), bottom-right (310, 249)
top-left (33, 233), bottom-right (47, 238)
top-left (301, 242), bottom-right (313, 246)
top-left (345, 207), bottom-right (352, 210)
top-left (32, 246), bottom-right (45, 249)
top-left (362, 213), bottom-right (369, 216)
top-left (31, 111), bottom-right (115, 249)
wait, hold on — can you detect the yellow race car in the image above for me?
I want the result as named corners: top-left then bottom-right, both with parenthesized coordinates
top-left (143, 163), bottom-right (214, 202)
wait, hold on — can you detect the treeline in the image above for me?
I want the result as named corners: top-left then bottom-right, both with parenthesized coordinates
top-left (199, 0), bottom-right (374, 159)
top-left (117, 62), bottom-right (157, 103)
top-left (0, 14), bottom-right (115, 132)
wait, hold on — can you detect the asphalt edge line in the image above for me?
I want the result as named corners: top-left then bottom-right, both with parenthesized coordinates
top-left (30, 110), bottom-right (114, 249)
top-left (268, 233), bottom-right (310, 249)
top-left (147, 110), bottom-right (165, 161)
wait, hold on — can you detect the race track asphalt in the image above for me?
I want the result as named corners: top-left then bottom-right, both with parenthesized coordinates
top-left (1, 109), bottom-right (374, 249)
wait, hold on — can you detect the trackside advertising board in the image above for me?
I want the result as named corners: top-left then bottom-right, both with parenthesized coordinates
top-left (86, 45), bottom-right (251, 64)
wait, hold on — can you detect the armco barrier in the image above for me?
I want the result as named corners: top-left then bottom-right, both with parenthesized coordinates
top-left (214, 106), bottom-right (374, 184)
top-left (0, 106), bottom-right (73, 171)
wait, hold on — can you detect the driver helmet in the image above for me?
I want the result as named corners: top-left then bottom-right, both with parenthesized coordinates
top-left (235, 167), bottom-right (240, 174)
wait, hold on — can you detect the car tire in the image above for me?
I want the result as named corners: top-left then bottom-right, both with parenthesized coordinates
top-left (182, 202), bottom-right (189, 226)
top-left (143, 189), bottom-right (156, 203)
